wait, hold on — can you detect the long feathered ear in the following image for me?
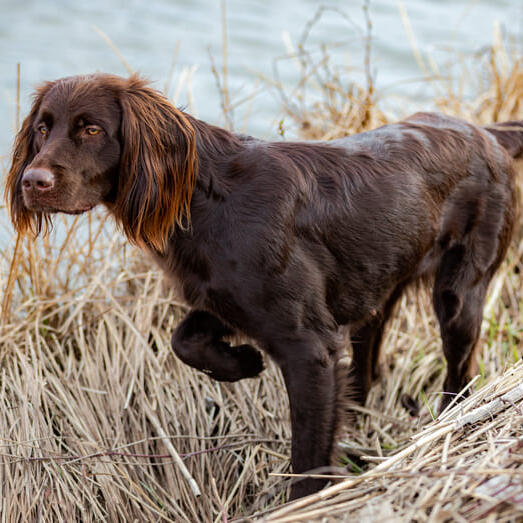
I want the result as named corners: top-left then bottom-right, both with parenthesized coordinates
top-left (114, 75), bottom-right (198, 252)
top-left (6, 81), bottom-right (54, 235)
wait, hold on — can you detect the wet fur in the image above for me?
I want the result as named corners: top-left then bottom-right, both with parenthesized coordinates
top-left (6, 74), bottom-right (521, 500)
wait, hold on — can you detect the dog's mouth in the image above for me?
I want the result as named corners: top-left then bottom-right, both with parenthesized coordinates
top-left (63, 205), bottom-right (96, 215)
top-left (23, 195), bottom-right (95, 215)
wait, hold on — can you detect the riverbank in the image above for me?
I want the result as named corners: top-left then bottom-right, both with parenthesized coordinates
top-left (0, 37), bottom-right (521, 521)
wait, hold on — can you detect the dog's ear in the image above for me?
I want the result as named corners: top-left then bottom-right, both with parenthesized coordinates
top-left (115, 75), bottom-right (198, 252)
top-left (6, 81), bottom-right (54, 235)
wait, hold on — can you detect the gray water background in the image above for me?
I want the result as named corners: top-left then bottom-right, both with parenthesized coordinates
top-left (1, 0), bottom-right (521, 157)
top-left (0, 0), bottom-right (521, 260)
top-left (0, 0), bottom-right (521, 259)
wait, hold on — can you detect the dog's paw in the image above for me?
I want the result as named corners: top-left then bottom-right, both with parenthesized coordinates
top-left (207, 342), bottom-right (265, 382)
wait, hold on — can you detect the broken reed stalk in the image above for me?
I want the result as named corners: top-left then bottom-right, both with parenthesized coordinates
top-left (262, 362), bottom-right (523, 522)
top-left (146, 410), bottom-right (201, 497)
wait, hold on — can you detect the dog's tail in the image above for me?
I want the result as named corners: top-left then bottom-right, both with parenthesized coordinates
top-left (484, 121), bottom-right (523, 159)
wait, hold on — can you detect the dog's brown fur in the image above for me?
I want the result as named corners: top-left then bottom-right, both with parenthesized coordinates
top-left (6, 74), bottom-right (521, 499)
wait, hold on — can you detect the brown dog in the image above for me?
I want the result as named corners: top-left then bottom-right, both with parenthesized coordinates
top-left (6, 74), bottom-right (521, 499)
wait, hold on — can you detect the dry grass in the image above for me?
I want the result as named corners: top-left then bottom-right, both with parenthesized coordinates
top-left (1, 18), bottom-right (522, 523)
top-left (0, 213), bottom-right (293, 521)
top-left (264, 362), bottom-right (523, 522)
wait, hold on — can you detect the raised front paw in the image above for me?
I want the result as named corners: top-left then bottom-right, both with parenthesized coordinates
top-left (207, 342), bottom-right (265, 382)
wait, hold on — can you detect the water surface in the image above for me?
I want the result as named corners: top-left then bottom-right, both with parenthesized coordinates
top-left (1, 0), bottom-right (520, 158)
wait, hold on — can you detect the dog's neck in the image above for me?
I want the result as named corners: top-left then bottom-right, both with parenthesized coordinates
top-left (186, 115), bottom-right (257, 200)
top-left (130, 114), bottom-right (253, 258)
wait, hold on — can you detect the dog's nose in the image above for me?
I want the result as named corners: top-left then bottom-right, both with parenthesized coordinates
top-left (22, 168), bottom-right (55, 192)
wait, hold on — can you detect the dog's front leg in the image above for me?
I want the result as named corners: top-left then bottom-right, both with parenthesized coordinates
top-left (277, 336), bottom-right (339, 500)
top-left (171, 310), bottom-right (264, 382)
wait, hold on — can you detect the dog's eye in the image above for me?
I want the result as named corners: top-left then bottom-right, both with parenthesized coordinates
top-left (85, 127), bottom-right (101, 136)
top-left (38, 124), bottom-right (48, 136)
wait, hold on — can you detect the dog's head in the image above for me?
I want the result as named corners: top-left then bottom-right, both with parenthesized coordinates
top-left (6, 74), bottom-right (197, 251)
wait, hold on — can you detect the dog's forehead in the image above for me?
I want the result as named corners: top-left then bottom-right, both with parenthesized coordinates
top-left (40, 77), bottom-right (121, 122)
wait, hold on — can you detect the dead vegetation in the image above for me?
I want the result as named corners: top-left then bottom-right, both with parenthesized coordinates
top-left (0, 8), bottom-right (522, 522)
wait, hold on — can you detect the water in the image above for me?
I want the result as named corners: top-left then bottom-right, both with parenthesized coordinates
top-left (0, 0), bottom-right (521, 250)
top-left (1, 0), bottom-right (521, 156)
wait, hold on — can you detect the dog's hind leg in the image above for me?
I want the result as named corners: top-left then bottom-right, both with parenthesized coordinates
top-left (349, 283), bottom-right (407, 405)
top-left (433, 253), bottom-right (491, 413)
top-left (432, 180), bottom-right (514, 413)
top-left (349, 318), bottom-right (386, 406)
top-left (171, 310), bottom-right (264, 382)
